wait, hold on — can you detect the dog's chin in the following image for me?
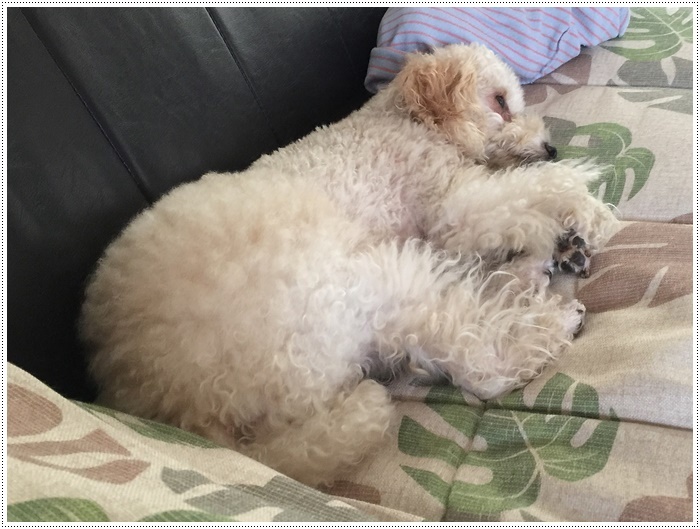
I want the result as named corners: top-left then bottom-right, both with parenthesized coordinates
top-left (485, 148), bottom-right (555, 170)
top-left (486, 154), bottom-right (552, 169)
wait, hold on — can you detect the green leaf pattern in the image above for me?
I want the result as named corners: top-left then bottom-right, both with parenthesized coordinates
top-left (601, 7), bottom-right (692, 61)
top-left (7, 498), bottom-right (110, 522)
top-left (533, 7), bottom-right (692, 219)
top-left (160, 470), bottom-right (372, 522)
top-left (543, 118), bottom-right (655, 207)
top-left (138, 510), bottom-right (236, 522)
top-left (7, 465), bottom-right (373, 522)
top-left (77, 402), bottom-right (221, 448)
top-left (7, 7), bottom-right (693, 523)
top-left (33, 403), bottom-right (374, 521)
top-left (600, 8), bottom-right (693, 115)
top-left (399, 375), bottom-right (620, 521)
top-left (617, 87), bottom-right (691, 115)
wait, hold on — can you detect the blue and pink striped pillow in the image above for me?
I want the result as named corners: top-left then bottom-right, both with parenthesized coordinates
top-left (365, 7), bottom-right (630, 93)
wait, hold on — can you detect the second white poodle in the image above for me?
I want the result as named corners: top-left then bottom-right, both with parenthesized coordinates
top-left (80, 44), bottom-right (618, 486)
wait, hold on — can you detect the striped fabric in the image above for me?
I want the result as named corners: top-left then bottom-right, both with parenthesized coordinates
top-left (365, 7), bottom-right (630, 92)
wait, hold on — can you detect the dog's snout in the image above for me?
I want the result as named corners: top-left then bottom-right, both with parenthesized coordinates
top-left (544, 143), bottom-right (557, 160)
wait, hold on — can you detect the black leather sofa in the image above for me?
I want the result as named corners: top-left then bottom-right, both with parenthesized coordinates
top-left (8, 7), bottom-right (388, 403)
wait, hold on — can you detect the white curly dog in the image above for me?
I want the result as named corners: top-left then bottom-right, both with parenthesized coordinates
top-left (80, 44), bottom-right (618, 486)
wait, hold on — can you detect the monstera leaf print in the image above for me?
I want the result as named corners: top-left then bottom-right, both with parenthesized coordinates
top-left (78, 402), bottom-right (220, 448)
top-left (601, 7), bottom-right (692, 62)
top-left (544, 118), bottom-right (654, 207)
top-left (398, 385), bottom-right (482, 512)
top-left (7, 498), bottom-right (110, 522)
top-left (399, 376), bottom-right (619, 521)
top-left (138, 510), bottom-right (236, 522)
top-left (618, 475), bottom-right (693, 522)
top-left (614, 56), bottom-right (692, 89)
top-left (160, 469), bottom-right (372, 522)
top-left (577, 222), bottom-right (692, 313)
top-left (616, 87), bottom-right (691, 115)
top-left (604, 7), bottom-right (692, 112)
top-left (8, 386), bottom-right (150, 485)
top-left (8, 383), bottom-right (63, 436)
top-left (524, 55), bottom-right (592, 106)
top-left (319, 480), bottom-right (382, 505)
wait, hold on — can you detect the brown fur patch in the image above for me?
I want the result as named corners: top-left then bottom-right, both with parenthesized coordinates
top-left (397, 54), bottom-right (475, 127)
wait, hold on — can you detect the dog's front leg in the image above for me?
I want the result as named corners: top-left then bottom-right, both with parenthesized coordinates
top-left (424, 161), bottom-right (618, 275)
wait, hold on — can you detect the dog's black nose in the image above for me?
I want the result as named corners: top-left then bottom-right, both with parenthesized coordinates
top-left (544, 143), bottom-right (557, 160)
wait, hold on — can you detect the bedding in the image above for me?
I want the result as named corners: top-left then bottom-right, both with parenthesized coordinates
top-left (365, 7), bottom-right (631, 91)
top-left (7, 6), bottom-right (694, 522)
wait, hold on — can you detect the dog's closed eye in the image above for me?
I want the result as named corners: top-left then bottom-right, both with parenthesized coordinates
top-left (492, 94), bottom-right (512, 122)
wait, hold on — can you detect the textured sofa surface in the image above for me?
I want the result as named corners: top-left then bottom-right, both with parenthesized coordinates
top-left (8, 6), bottom-right (693, 523)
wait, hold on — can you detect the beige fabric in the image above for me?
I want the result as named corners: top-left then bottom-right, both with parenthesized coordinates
top-left (331, 7), bottom-right (694, 521)
top-left (6, 365), bottom-right (392, 522)
top-left (330, 224), bottom-right (692, 522)
top-left (527, 7), bottom-right (693, 224)
top-left (7, 6), bottom-right (693, 523)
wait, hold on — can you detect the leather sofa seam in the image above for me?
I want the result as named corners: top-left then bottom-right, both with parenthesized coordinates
top-left (18, 8), bottom-right (155, 204)
top-left (205, 7), bottom-right (282, 149)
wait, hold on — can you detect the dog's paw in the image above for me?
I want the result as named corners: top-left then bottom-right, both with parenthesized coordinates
top-left (554, 229), bottom-right (593, 278)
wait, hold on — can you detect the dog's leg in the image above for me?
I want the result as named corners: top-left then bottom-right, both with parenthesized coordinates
top-left (427, 160), bottom-right (618, 269)
top-left (367, 242), bottom-right (582, 401)
top-left (413, 274), bottom-right (583, 400)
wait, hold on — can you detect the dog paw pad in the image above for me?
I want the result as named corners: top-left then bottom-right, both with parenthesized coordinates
top-left (555, 229), bottom-right (592, 278)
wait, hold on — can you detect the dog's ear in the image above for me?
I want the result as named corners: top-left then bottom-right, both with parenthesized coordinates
top-left (397, 52), bottom-right (473, 125)
top-left (395, 50), bottom-right (486, 159)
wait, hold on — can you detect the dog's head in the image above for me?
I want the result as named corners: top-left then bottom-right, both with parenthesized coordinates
top-left (392, 43), bottom-right (556, 168)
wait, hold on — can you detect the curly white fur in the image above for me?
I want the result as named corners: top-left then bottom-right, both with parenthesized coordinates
top-left (80, 44), bottom-right (618, 486)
